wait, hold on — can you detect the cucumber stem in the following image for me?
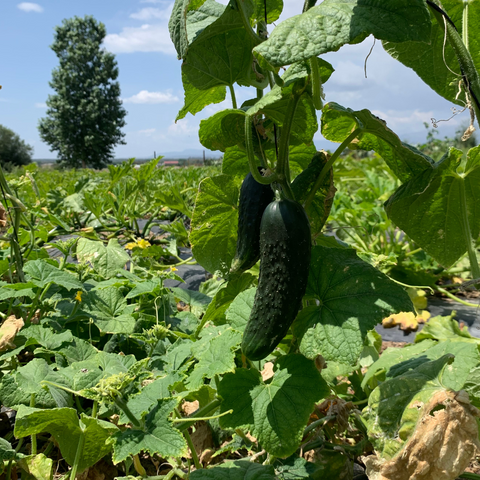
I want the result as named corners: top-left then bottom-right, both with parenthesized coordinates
top-left (304, 128), bottom-right (362, 210)
top-left (309, 57), bottom-right (323, 110)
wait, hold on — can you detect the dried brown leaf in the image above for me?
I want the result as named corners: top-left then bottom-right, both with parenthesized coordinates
top-left (0, 315), bottom-right (24, 351)
top-left (364, 390), bottom-right (480, 480)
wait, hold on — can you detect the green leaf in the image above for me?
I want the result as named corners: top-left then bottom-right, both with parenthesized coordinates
top-left (182, 0), bottom-right (260, 91)
top-left (385, 146), bottom-right (480, 267)
top-left (17, 453), bottom-right (53, 480)
top-left (0, 437), bottom-right (23, 464)
top-left (79, 287), bottom-right (136, 334)
top-left (219, 354), bottom-right (329, 457)
top-left (363, 355), bottom-right (455, 459)
top-left (190, 460), bottom-right (276, 479)
top-left (188, 328), bottom-right (242, 389)
top-left (155, 185), bottom-right (193, 217)
top-left (362, 339), bottom-right (479, 394)
top-left (383, 0), bottom-right (480, 106)
top-left (253, 0), bottom-right (431, 69)
top-left (170, 287), bottom-right (212, 311)
top-left (14, 406), bottom-right (117, 473)
top-left (177, 69), bottom-right (226, 120)
top-left (199, 109), bottom-right (246, 152)
top-left (202, 272), bottom-right (255, 325)
top-left (190, 175), bottom-right (239, 275)
top-left (253, 0), bottom-right (283, 24)
top-left (112, 398), bottom-right (187, 463)
top-left (414, 314), bottom-right (480, 344)
top-left (225, 287), bottom-right (256, 332)
top-left (125, 278), bottom-right (163, 299)
top-left (21, 325), bottom-right (73, 350)
top-left (321, 102), bottom-right (434, 183)
top-left (76, 238), bottom-right (129, 278)
top-left (0, 282), bottom-right (36, 301)
top-left (293, 246), bottom-right (414, 365)
top-left (24, 260), bottom-right (83, 291)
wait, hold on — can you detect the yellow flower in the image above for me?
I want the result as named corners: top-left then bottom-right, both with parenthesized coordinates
top-left (125, 242), bottom-right (137, 250)
top-left (170, 267), bottom-right (178, 272)
top-left (75, 291), bottom-right (83, 302)
top-left (136, 239), bottom-right (151, 249)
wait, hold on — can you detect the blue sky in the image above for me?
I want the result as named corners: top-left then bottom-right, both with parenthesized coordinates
top-left (0, 0), bottom-right (473, 159)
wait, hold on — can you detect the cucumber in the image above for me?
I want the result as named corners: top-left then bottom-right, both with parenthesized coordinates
top-left (230, 170), bottom-right (274, 274)
top-left (241, 198), bottom-right (311, 360)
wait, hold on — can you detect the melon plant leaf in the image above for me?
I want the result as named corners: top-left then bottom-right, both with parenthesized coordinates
top-left (321, 102), bottom-right (434, 183)
top-left (112, 398), bottom-right (187, 463)
top-left (362, 354), bottom-right (457, 459)
top-left (170, 286), bottom-right (212, 310)
top-left (219, 354), bottom-right (329, 457)
top-left (76, 238), bottom-right (129, 278)
top-left (383, 0), bottom-right (480, 106)
top-left (14, 406), bottom-right (118, 474)
top-left (415, 314), bottom-right (480, 344)
top-left (187, 328), bottom-right (242, 389)
top-left (385, 146), bottom-right (480, 267)
top-left (253, 0), bottom-right (283, 24)
top-left (125, 278), bottom-right (163, 299)
top-left (190, 174), bottom-right (239, 275)
top-left (169, 0), bottom-right (226, 60)
top-left (362, 339), bottom-right (479, 394)
top-left (0, 437), bottom-right (23, 463)
top-left (24, 260), bottom-right (83, 291)
top-left (199, 109), bottom-right (246, 152)
top-left (78, 287), bottom-right (136, 334)
top-left (177, 69), bottom-right (226, 120)
top-left (17, 453), bottom-right (53, 480)
top-left (21, 325), bottom-right (73, 350)
top-left (181, 0), bottom-right (260, 91)
top-left (202, 272), bottom-right (255, 325)
top-left (293, 246), bottom-right (414, 365)
top-left (0, 282), bottom-right (36, 301)
top-left (253, 0), bottom-right (431, 70)
top-left (189, 459), bottom-right (276, 479)
top-left (225, 286), bottom-right (256, 332)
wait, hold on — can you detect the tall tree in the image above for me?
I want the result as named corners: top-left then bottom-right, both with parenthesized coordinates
top-left (39, 16), bottom-right (127, 169)
top-left (0, 125), bottom-right (33, 169)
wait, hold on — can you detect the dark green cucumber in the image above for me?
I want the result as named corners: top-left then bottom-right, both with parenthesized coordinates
top-left (241, 198), bottom-right (311, 360)
top-left (230, 171), bottom-right (274, 274)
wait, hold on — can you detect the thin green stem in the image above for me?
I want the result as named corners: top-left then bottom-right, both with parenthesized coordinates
top-left (436, 286), bottom-right (480, 307)
top-left (304, 128), bottom-right (362, 210)
top-left (277, 93), bottom-right (301, 188)
top-left (133, 454), bottom-right (147, 478)
top-left (114, 397), bottom-right (142, 428)
top-left (460, 474), bottom-right (480, 480)
top-left (229, 85), bottom-right (238, 109)
top-left (245, 115), bottom-right (278, 185)
top-left (303, 0), bottom-right (317, 12)
top-left (303, 415), bottom-right (336, 435)
top-left (463, 0), bottom-right (469, 51)
top-left (30, 394), bottom-right (37, 455)
top-left (69, 428), bottom-right (85, 480)
top-left (92, 400), bottom-right (98, 419)
top-left (177, 398), bottom-right (222, 432)
top-left (184, 428), bottom-right (201, 470)
top-left (309, 57), bottom-right (323, 110)
top-left (172, 409), bottom-right (232, 423)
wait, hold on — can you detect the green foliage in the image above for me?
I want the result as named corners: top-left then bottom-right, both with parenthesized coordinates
top-left (38, 16), bottom-right (126, 169)
top-left (0, 125), bottom-right (33, 168)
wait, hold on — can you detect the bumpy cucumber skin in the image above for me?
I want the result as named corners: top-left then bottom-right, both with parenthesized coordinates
top-left (241, 199), bottom-right (311, 361)
top-left (230, 172), bottom-right (274, 274)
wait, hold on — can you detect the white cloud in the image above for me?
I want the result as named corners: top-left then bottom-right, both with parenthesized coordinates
top-left (167, 119), bottom-right (196, 136)
top-left (17, 2), bottom-right (43, 13)
top-left (123, 90), bottom-right (179, 104)
top-left (104, 24), bottom-right (175, 54)
top-left (35, 102), bottom-right (47, 108)
top-left (138, 128), bottom-right (156, 135)
top-left (130, 7), bottom-right (171, 21)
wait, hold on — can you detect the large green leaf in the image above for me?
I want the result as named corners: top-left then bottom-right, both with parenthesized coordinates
top-left (176, 69), bottom-right (226, 120)
top-left (385, 146), bottom-right (480, 267)
top-left (78, 287), bottom-right (136, 334)
top-left (14, 406), bottom-right (117, 474)
top-left (362, 338), bottom-right (480, 394)
top-left (190, 460), bottom-right (276, 479)
top-left (225, 287), bottom-right (256, 332)
top-left (24, 260), bottom-right (83, 291)
top-left (363, 355), bottom-right (456, 459)
top-left (383, 0), bottom-right (480, 106)
top-left (293, 246), bottom-right (414, 365)
top-left (321, 103), bottom-right (434, 183)
top-left (414, 314), bottom-right (480, 344)
top-left (190, 460), bottom-right (278, 480)
top-left (188, 327), bottom-right (242, 389)
top-left (190, 175), bottom-right (239, 275)
top-left (199, 109), bottom-right (246, 152)
top-left (112, 398), bottom-right (187, 463)
top-left (218, 354), bottom-right (329, 457)
top-left (76, 238), bottom-right (129, 278)
top-left (253, 0), bottom-right (431, 69)
top-left (182, 0), bottom-right (260, 91)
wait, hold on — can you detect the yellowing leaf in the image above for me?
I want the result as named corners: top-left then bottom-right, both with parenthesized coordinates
top-left (0, 315), bottom-right (24, 351)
